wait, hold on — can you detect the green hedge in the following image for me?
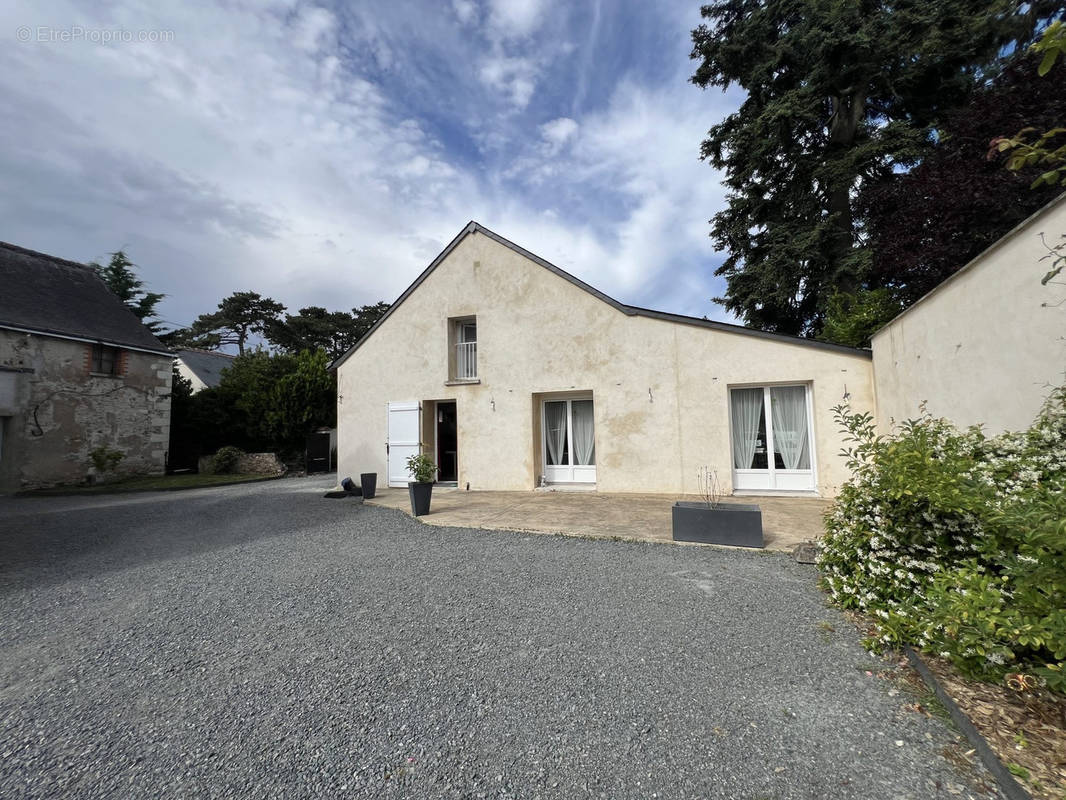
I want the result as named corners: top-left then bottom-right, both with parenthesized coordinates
top-left (819, 387), bottom-right (1066, 693)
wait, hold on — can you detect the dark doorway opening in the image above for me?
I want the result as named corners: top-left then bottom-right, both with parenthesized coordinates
top-left (305, 432), bottom-right (333, 474)
top-left (436, 401), bottom-right (457, 482)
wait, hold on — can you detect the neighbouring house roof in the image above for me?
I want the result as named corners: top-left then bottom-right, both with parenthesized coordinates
top-left (330, 221), bottom-right (872, 370)
top-left (871, 190), bottom-right (1066, 340)
top-left (0, 241), bottom-right (171, 355)
top-left (176, 348), bottom-right (236, 389)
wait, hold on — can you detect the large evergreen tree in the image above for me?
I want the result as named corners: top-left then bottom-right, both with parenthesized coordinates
top-left (92, 250), bottom-right (165, 333)
top-left (690, 0), bottom-right (1057, 337)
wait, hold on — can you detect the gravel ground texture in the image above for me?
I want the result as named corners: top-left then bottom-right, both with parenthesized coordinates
top-left (0, 476), bottom-right (1002, 799)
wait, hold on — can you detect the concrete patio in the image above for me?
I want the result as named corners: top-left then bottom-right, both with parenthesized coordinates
top-left (365, 487), bottom-right (829, 551)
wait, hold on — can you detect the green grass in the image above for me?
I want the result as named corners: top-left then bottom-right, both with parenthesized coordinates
top-left (23, 473), bottom-right (280, 496)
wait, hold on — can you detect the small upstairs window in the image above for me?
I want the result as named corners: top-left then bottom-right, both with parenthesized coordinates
top-left (91, 343), bottom-right (121, 375)
top-left (449, 317), bottom-right (477, 380)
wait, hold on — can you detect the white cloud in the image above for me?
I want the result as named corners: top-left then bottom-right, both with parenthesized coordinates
top-left (539, 117), bottom-right (578, 154)
top-left (0, 0), bottom-right (741, 330)
top-left (291, 5), bottom-right (336, 53)
top-left (477, 52), bottom-right (537, 109)
top-left (486, 0), bottom-right (548, 38)
top-left (452, 0), bottom-right (477, 25)
top-left (486, 70), bottom-right (741, 319)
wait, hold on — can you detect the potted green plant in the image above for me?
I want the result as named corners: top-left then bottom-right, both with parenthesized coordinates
top-left (406, 453), bottom-right (438, 516)
top-left (672, 466), bottom-right (763, 548)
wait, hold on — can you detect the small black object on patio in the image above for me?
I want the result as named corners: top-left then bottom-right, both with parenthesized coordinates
top-left (324, 477), bottom-right (362, 499)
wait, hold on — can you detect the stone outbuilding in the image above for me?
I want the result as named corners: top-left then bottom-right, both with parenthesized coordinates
top-left (0, 242), bottom-right (173, 491)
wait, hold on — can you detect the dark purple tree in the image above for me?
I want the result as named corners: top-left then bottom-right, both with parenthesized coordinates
top-left (860, 54), bottom-right (1066, 306)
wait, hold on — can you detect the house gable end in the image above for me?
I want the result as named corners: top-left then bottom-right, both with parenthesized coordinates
top-left (330, 222), bottom-right (869, 371)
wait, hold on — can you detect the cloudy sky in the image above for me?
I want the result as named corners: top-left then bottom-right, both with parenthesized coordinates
top-left (1, 0), bottom-right (742, 332)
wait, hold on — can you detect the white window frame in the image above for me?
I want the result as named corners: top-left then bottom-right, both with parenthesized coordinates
top-left (540, 394), bottom-right (596, 484)
top-left (451, 317), bottom-right (477, 380)
top-left (729, 383), bottom-right (818, 493)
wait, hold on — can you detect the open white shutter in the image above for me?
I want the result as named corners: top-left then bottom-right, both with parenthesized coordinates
top-left (387, 401), bottom-right (421, 487)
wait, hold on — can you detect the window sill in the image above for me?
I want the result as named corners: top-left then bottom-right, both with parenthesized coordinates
top-left (89, 372), bottom-right (122, 379)
top-left (444, 378), bottom-right (480, 386)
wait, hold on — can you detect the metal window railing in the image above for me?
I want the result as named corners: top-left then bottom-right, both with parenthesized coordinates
top-left (455, 341), bottom-right (477, 379)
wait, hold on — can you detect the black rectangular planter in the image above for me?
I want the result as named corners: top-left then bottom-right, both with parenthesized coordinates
top-left (408, 481), bottom-right (433, 516)
top-left (360, 472), bottom-right (377, 499)
top-left (672, 502), bottom-right (764, 548)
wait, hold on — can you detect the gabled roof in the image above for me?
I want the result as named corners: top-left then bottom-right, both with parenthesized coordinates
top-left (329, 221), bottom-right (871, 370)
top-left (176, 348), bottom-right (236, 388)
top-left (0, 241), bottom-right (171, 354)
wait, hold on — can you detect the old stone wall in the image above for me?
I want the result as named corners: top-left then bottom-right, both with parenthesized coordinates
top-left (0, 330), bottom-right (172, 491)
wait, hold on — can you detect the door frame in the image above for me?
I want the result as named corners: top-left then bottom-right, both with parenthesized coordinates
top-left (434, 400), bottom-right (458, 484)
top-left (728, 383), bottom-right (818, 492)
top-left (540, 393), bottom-right (596, 484)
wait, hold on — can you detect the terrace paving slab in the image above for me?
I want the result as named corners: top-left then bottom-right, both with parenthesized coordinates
top-left (365, 487), bottom-right (829, 551)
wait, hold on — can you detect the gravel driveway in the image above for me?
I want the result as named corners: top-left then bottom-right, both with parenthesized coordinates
top-left (0, 477), bottom-right (999, 799)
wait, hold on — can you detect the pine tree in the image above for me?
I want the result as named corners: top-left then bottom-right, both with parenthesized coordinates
top-left (93, 250), bottom-right (165, 333)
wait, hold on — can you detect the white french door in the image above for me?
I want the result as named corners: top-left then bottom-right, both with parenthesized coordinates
top-left (387, 401), bottom-right (421, 487)
top-left (730, 385), bottom-right (816, 492)
top-left (542, 397), bottom-right (596, 483)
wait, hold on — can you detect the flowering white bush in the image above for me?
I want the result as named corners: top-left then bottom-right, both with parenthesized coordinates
top-left (818, 386), bottom-right (1066, 692)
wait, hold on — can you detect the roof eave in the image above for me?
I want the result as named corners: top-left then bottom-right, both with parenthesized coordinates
top-left (0, 322), bottom-right (174, 357)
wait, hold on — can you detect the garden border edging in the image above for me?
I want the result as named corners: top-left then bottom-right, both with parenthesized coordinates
top-left (903, 647), bottom-right (1032, 800)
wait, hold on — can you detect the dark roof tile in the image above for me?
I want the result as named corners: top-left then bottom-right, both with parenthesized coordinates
top-left (176, 348), bottom-right (236, 388)
top-left (0, 241), bottom-right (170, 354)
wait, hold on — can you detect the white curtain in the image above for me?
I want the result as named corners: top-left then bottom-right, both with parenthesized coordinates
top-left (770, 386), bottom-right (810, 470)
top-left (730, 388), bottom-right (763, 469)
top-left (545, 402), bottom-right (567, 466)
top-left (571, 400), bottom-right (595, 465)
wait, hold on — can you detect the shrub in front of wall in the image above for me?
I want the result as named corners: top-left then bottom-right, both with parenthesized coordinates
top-left (211, 446), bottom-right (245, 475)
top-left (89, 446), bottom-right (124, 474)
top-left (818, 406), bottom-right (991, 648)
top-left (818, 387), bottom-right (1066, 692)
top-left (923, 482), bottom-right (1066, 693)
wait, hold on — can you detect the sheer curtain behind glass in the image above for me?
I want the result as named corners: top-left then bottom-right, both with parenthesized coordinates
top-left (730, 388), bottom-right (763, 469)
top-left (770, 386), bottom-right (810, 469)
top-left (545, 401), bottom-right (567, 465)
top-left (571, 400), bottom-right (595, 465)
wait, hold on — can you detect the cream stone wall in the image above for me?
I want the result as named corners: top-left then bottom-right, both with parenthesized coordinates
top-left (872, 196), bottom-right (1066, 435)
top-left (337, 230), bottom-right (874, 496)
top-left (0, 330), bottom-right (172, 491)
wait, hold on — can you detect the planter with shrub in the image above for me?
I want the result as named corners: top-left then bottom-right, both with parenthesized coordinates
top-left (406, 454), bottom-right (437, 516)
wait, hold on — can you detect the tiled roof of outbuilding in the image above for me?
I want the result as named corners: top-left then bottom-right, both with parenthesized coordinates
top-left (0, 241), bottom-right (170, 354)
top-left (176, 348), bottom-right (236, 388)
